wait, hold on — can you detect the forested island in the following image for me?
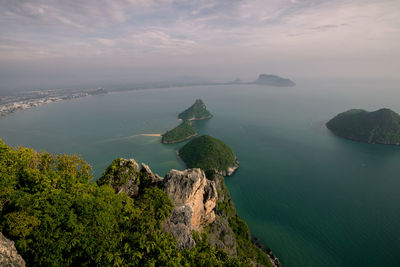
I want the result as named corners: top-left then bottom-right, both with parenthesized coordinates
top-left (162, 99), bottom-right (213, 144)
top-left (178, 99), bottom-right (213, 121)
top-left (162, 120), bottom-right (197, 144)
top-left (326, 108), bottom-right (400, 145)
top-left (0, 139), bottom-right (279, 266)
top-left (179, 135), bottom-right (239, 176)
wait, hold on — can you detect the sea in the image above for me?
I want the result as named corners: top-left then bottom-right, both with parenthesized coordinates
top-left (0, 79), bottom-right (399, 267)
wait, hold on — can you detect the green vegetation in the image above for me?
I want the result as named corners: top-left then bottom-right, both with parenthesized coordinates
top-left (326, 108), bottom-right (400, 144)
top-left (179, 135), bottom-right (237, 172)
top-left (162, 120), bottom-right (197, 144)
top-left (178, 99), bottom-right (213, 121)
top-left (0, 140), bottom-right (268, 266)
top-left (208, 173), bottom-right (273, 266)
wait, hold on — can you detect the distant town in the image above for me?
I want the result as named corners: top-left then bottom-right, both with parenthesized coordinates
top-left (0, 88), bottom-right (107, 117)
top-left (0, 74), bottom-right (294, 117)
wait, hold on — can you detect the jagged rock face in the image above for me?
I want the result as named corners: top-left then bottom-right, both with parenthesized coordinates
top-left (162, 168), bottom-right (217, 248)
top-left (163, 168), bottom-right (217, 229)
top-left (99, 159), bottom-right (221, 250)
top-left (207, 217), bottom-right (237, 256)
top-left (162, 205), bottom-right (196, 249)
top-left (0, 233), bottom-right (25, 267)
top-left (140, 163), bottom-right (163, 184)
top-left (97, 158), bottom-right (141, 197)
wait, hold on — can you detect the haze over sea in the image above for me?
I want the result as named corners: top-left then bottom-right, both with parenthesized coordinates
top-left (0, 79), bottom-right (399, 267)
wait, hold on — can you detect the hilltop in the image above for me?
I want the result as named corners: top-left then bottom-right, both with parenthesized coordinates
top-left (326, 108), bottom-right (400, 145)
top-left (178, 99), bottom-right (213, 121)
top-left (179, 135), bottom-right (239, 176)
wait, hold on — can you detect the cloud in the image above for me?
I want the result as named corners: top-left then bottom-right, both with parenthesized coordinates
top-left (0, 0), bottom-right (399, 83)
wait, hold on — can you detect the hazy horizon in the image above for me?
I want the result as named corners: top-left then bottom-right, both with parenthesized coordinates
top-left (1, 0), bottom-right (399, 92)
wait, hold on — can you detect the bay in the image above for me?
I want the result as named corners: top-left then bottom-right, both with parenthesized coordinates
top-left (0, 80), bottom-right (399, 266)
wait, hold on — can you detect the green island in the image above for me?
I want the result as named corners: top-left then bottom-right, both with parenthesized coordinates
top-left (161, 99), bottom-right (213, 144)
top-left (179, 135), bottom-right (239, 176)
top-left (0, 139), bottom-right (277, 266)
top-left (162, 120), bottom-right (197, 144)
top-left (178, 99), bottom-right (213, 121)
top-left (326, 108), bottom-right (400, 145)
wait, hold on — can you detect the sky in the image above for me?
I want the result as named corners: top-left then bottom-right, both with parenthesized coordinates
top-left (0, 0), bottom-right (399, 91)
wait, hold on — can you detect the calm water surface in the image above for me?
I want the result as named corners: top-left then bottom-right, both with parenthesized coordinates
top-left (1, 80), bottom-right (399, 266)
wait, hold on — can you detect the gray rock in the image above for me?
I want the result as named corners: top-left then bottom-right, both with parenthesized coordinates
top-left (207, 216), bottom-right (237, 257)
top-left (140, 163), bottom-right (163, 184)
top-left (162, 205), bottom-right (196, 249)
top-left (0, 233), bottom-right (25, 267)
top-left (162, 168), bottom-right (217, 248)
top-left (97, 158), bottom-right (141, 197)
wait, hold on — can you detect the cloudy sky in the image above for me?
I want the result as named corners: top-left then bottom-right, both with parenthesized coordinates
top-left (0, 0), bottom-right (399, 90)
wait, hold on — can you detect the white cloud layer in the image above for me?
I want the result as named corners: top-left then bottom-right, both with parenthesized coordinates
top-left (0, 0), bottom-right (399, 89)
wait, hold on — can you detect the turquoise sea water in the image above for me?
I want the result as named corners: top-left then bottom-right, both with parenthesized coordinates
top-left (0, 80), bottom-right (399, 266)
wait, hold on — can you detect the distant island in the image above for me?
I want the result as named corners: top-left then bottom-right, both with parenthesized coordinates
top-left (178, 99), bottom-right (213, 121)
top-left (179, 135), bottom-right (239, 176)
top-left (161, 120), bottom-right (197, 144)
top-left (326, 108), bottom-right (400, 145)
top-left (253, 74), bottom-right (295, 87)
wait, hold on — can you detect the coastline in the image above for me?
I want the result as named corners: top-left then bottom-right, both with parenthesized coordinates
top-left (326, 124), bottom-right (400, 146)
top-left (188, 115), bottom-right (213, 121)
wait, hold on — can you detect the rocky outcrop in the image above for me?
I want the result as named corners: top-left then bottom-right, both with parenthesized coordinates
top-left (97, 158), bottom-right (141, 197)
top-left (100, 158), bottom-right (275, 266)
top-left (99, 159), bottom-right (219, 249)
top-left (140, 163), bottom-right (163, 184)
top-left (206, 216), bottom-right (237, 256)
top-left (0, 233), bottom-right (25, 267)
top-left (162, 168), bottom-right (217, 249)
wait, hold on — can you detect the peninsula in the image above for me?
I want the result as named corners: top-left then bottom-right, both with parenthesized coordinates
top-left (178, 135), bottom-right (239, 176)
top-left (253, 74), bottom-right (295, 87)
top-left (161, 120), bottom-right (197, 144)
top-left (178, 99), bottom-right (213, 121)
top-left (326, 108), bottom-right (400, 145)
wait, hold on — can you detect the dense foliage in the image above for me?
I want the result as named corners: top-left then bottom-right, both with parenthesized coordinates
top-left (178, 99), bottom-right (213, 121)
top-left (162, 120), bottom-right (197, 144)
top-left (326, 108), bottom-right (400, 144)
top-left (179, 135), bottom-right (236, 172)
top-left (0, 140), bottom-right (265, 266)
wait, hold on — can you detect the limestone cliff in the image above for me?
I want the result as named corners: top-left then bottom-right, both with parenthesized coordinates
top-left (162, 168), bottom-right (217, 248)
top-left (99, 157), bottom-right (279, 266)
top-left (0, 233), bottom-right (25, 267)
